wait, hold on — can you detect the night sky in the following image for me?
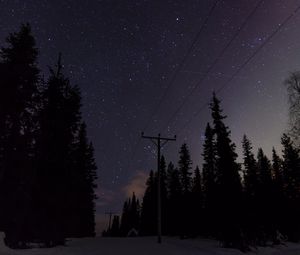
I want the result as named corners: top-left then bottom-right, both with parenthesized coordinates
top-left (1, 0), bottom-right (300, 234)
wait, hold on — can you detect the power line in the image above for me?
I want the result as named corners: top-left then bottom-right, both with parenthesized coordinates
top-left (176, 3), bottom-right (300, 136)
top-left (142, 0), bottom-right (220, 133)
top-left (162, 0), bottom-right (265, 131)
top-left (124, 1), bottom-right (220, 180)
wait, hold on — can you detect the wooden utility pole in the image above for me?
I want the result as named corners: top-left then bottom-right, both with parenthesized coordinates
top-left (141, 132), bottom-right (176, 243)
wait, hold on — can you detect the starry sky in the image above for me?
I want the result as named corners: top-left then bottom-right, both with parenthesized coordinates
top-left (1, 0), bottom-right (300, 234)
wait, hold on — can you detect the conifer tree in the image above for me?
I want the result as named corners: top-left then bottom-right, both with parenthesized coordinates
top-left (166, 162), bottom-right (181, 235)
top-left (111, 216), bottom-right (120, 237)
top-left (70, 123), bottom-right (98, 237)
top-left (271, 147), bottom-right (285, 243)
top-left (210, 93), bottom-right (243, 248)
top-left (272, 148), bottom-right (283, 190)
top-left (0, 24), bottom-right (40, 247)
top-left (242, 135), bottom-right (258, 196)
top-left (178, 143), bottom-right (192, 194)
top-left (120, 199), bottom-right (130, 236)
top-left (155, 155), bottom-right (168, 234)
top-left (202, 122), bottom-right (217, 236)
top-left (34, 55), bottom-right (82, 245)
top-left (178, 143), bottom-right (192, 237)
top-left (128, 192), bottom-right (140, 231)
top-left (281, 134), bottom-right (300, 241)
top-left (191, 166), bottom-right (203, 236)
top-left (256, 148), bottom-right (274, 245)
top-left (120, 193), bottom-right (140, 236)
top-left (241, 135), bottom-right (259, 243)
top-left (140, 170), bottom-right (156, 236)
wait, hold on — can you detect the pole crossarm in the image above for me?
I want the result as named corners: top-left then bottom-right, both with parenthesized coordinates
top-left (141, 132), bottom-right (176, 141)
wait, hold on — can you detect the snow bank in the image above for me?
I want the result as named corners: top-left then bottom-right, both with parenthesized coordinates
top-left (0, 233), bottom-right (299, 255)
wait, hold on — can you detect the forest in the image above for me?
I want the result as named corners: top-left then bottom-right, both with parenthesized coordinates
top-left (0, 24), bottom-right (98, 248)
top-left (105, 91), bottom-right (300, 252)
top-left (1, 21), bottom-right (300, 253)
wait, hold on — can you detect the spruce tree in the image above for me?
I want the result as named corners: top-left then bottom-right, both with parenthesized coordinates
top-left (241, 135), bottom-right (259, 244)
top-left (256, 148), bottom-right (274, 245)
top-left (70, 123), bottom-right (98, 237)
top-left (120, 193), bottom-right (140, 236)
top-left (178, 143), bottom-right (192, 194)
top-left (242, 135), bottom-right (258, 197)
top-left (166, 162), bottom-right (181, 235)
top-left (178, 143), bottom-right (192, 237)
top-left (111, 216), bottom-right (120, 237)
top-left (34, 55), bottom-right (81, 245)
top-left (272, 148), bottom-right (283, 190)
top-left (202, 122), bottom-right (217, 237)
top-left (271, 147), bottom-right (285, 243)
top-left (210, 93), bottom-right (243, 248)
top-left (191, 166), bottom-right (203, 236)
top-left (120, 199), bottom-right (131, 236)
top-left (156, 155), bottom-right (168, 235)
top-left (281, 134), bottom-right (300, 241)
top-left (0, 24), bottom-right (40, 247)
top-left (140, 170), bottom-right (156, 236)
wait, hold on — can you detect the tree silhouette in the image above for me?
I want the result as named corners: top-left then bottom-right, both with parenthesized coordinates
top-left (191, 166), bottom-right (203, 236)
top-left (120, 193), bottom-right (140, 236)
top-left (281, 134), bottom-right (300, 241)
top-left (70, 123), bottom-right (98, 237)
top-left (0, 24), bottom-right (40, 248)
top-left (210, 93), bottom-right (243, 249)
top-left (166, 162), bottom-right (181, 235)
top-left (256, 148), bottom-right (274, 245)
top-left (34, 55), bottom-right (82, 245)
top-left (140, 170), bottom-right (156, 236)
top-left (241, 135), bottom-right (259, 244)
top-left (178, 143), bottom-right (193, 237)
top-left (202, 122), bottom-right (217, 237)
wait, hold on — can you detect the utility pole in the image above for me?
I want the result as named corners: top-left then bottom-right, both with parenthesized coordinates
top-left (105, 211), bottom-right (115, 234)
top-left (141, 132), bottom-right (176, 244)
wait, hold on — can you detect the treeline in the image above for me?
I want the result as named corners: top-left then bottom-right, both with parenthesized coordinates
top-left (110, 93), bottom-right (300, 251)
top-left (0, 24), bottom-right (98, 248)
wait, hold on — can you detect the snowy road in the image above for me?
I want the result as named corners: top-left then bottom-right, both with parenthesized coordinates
top-left (0, 234), bottom-right (300, 255)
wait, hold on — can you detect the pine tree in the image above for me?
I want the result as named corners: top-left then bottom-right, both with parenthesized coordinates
top-left (155, 155), bottom-right (168, 234)
top-left (281, 134), bottom-right (300, 241)
top-left (120, 199), bottom-right (131, 236)
top-left (241, 135), bottom-right (259, 244)
top-left (0, 24), bottom-right (40, 248)
top-left (242, 135), bottom-right (258, 197)
top-left (128, 192), bottom-right (140, 231)
top-left (191, 166), bottom-right (203, 236)
top-left (120, 193), bottom-right (140, 236)
top-left (111, 216), bottom-right (120, 237)
top-left (271, 147), bottom-right (285, 244)
top-left (178, 143), bottom-right (193, 237)
top-left (256, 148), bottom-right (274, 245)
top-left (70, 123), bottom-right (98, 237)
top-left (210, 93), bottom-right (243, 248)
top-left (202, 122), bottom-right (217, 237)
top-left (34, 55), bottom-right (82, 245)
top-left (140, 170), bottom-right (156, 236)
top-left (166, 162), bottom-right (181, 235)
top-left (178, 143), bottom-right (192, 194)
top-left (272, 148), bottom-right (283, 190)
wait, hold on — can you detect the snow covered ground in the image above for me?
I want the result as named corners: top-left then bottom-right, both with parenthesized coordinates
top-left (0, 233), bottom-right (300, 255)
